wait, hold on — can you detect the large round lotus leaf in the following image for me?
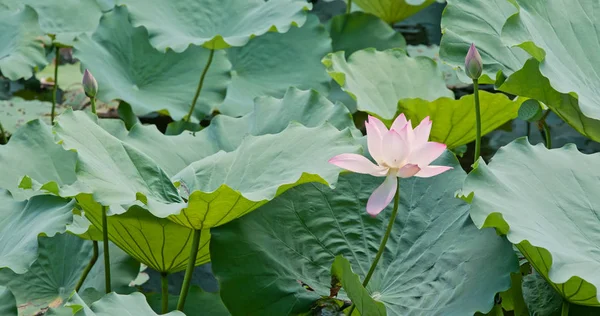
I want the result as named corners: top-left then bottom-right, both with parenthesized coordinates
top-left (406, 45), bottom-right (468, 89)
top-left (0, 286), bottom-right (17, 316)
top-left (439, 0), bottom-right (529, 83)
top-left (398, 91), bottom-right (523, 149)
top-left (322, 48), bottom-right (454, 121)
top-left (0, 191), bottom-right (74, 274)
top-left (0, 98), bottom-right (66, 136)
top-left (211, 153), bottom-right (518, 315)
top-left (502, 0), bottom-right (600, 121)
top-left (463, 138), bottom-right (600, 305)
top-left (219, 15), bottom-right (331, 117)
top-left (0, 233), bottom-right (139, 316)
top-left (73, 6), bottom-right (232, 122)
top-left (36, 62), bottom-right (83, 90)
top-left (115, 0), bottom-right (311, 52)
top-left (0, 120), bottom-right (77, 200)
top-left (328, 12), bottom-right (406, 58)
top-left (75, 194), bottom-right (211, 273)
top-left (353, 0), bottom-right (436, 24)
top-left (57, 292), bottom-right (185, 316)
top-left (0, 6), bottom-right (47, 81)
top-left (3, 0), bottom-right (102, 46)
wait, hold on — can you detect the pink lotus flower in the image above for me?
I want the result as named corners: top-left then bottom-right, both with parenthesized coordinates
top-left (329, 114), bottom-right (452, 216)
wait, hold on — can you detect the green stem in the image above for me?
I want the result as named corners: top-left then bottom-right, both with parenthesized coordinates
top-left (177, 229), bottom-right (202, 311)
top-left (347, 183), bottom-right (401, 315)
top-left (90, 97), bottom-right (97, 115)
top-left (541, 120), bottom-right (552, 149)
top-left (51, 46), bottom-right (60, 125)
top-left (161, 272), bottom-right (169, 314)
top-left (74, 241), bottom-right (99, 292)
top-left (473, 79), bottom-right (482, 162)
top-left (101, 206), bottom-right (111, 293)
top-left (0, 121), bottom-right (6, 144)
top-left (561, 301), bottom-right (569, 316)
top-left (185, 48), bottom-right (215, 122)
top-left (346, 0), bottom-right (352, 14)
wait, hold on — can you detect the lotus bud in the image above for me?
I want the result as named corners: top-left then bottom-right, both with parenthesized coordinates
top-left (82, 69), bottom-right (98, 98)
top-left (465, 43), bottom-right (483, 80)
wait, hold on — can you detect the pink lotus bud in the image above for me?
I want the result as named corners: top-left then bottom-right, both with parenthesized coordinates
top-left (465, 43), bottom-right (483, 80)
top-left (82, 69), bottom-right (98, 98)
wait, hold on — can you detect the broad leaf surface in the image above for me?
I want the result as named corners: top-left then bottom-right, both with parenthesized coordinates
top-left (464, 138), bottom-right (600, 305)
top-left (502, 0), bottom-right (600, 121)
top-left (353, 0), bottom-right (436, 24)
top-left (0, 98), bottom-right (64, 135)
top-left (60, 292), bottom-right (184, 316)
top-left (328, 12), bottom-right (406, 58)
top-left (115, 0), bottom-right (311, 51)
top-left (0, 286), bottom-right (16, 316)
top-left (36, 62), bottom-right (83, 90)
top-left (0, 6), bottom-right (47, 80)
top-left (398, 91), bottom-right (523, 149)
top-left (211, 153), bottom-right (518, 315)
top-left (220, 15), bottom-right (331, 116)
top-left (0, 191), bottom-right (74, 274)
top-left (406, 45), bottom-right (468, 89)
top-left (73, 6), bottom-right (231, 121)
top-left (147, 286), bottom-right (229, 315)
top-left (323, 48), bottom-right (453, 121)
top-left (331, 256), bottom-right (386, 316)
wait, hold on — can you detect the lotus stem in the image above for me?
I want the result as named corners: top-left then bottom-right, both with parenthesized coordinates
top-left (0, 121), bottom-right (6, 144)
top-left (472, 78), bottom-right (482, 162)
top-left (177, 229), bottom-right (202, 311)
top-left (90, 97), bottom-right (97, 115)
top-left (51, 46), bottom-right (60, 125)
top-left (74, 241), bottom-right (99, 292)
top-left (102, 205), bottom-right (111, 293)
top-left (561, 301), bottom-right (569, 316)
top-left (161, 272), bottom-right (169, 313)
top-left (185, 48), bottom-right (215, 123)
top-left (346, 0), bottom-right (352, 14)
top-left (541, 120), bottom-right (552, 149)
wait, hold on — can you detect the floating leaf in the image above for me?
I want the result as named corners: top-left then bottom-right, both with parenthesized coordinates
top-left (331, 256), bottom-right (386, 316)
top-left (0, 6), bottom-right (47, 80)
top-left (220, 15), bottom-right (331, 116)
top-left (406, 45), bottom-right (468, 89)
top-left (61, 292), bottom-right (184, 316)
top-left (463, 138), bottom-right (600, 305)
top-left (0, 98), bottom-right (66, 135)
top-left (399, 91), bottom-right (523, 149)
top-left (211, 153), bottom-right (517, 315)
top-left (353, 0), bottom-right (436, 24)
top-left (323, 48), bottom-right (453, 121)
top-left (73, 6), bottom-right (231, 121)
top-left (115, 0), bottom-right (312, 51)
top-left (35, 62), bottom-right (83, 90)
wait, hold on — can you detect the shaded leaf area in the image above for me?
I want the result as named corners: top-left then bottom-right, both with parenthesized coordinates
top-left (146, 286), bottom-right (229, 315)
top-left (3, 0), bottom-right (103, 46)
top-left (74, 6), bottom-right (231, 122)
top-left (0, 191), bottom-right (74, 274)
top-left (399, 91), bottom-right (523, 149)
top-left (331, 256), bottom-right (386, 316)
top-left (211, 153), bottom-right (517, 315)
top-left (353, 0), bottom-right (436, 24)
top-left (35, 61), bottom-right (83, 90)
top-left (0, 233), bottom-right (139, 316)
top-left (323, 48), bottom-right (453, 121)
top-left (220, 14), bottom-right (331, 117)
top-left (464, 138), bottom-right (600, 305)
top-left (49, 292), bottom-right (184, 316)
top-left (0, 286), bottom-right (17, 316)
top-left (0, 98), bottom-right (64, 135)
top-left (0, 6), bottom-right (47, 81)
top-left (115, 0), bottom-right (311, 51)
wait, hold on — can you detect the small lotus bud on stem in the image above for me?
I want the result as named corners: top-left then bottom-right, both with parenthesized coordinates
top-left (465, 43), bottom-right (483, 80)
top-left (82, 69), bottom-right (98, 98)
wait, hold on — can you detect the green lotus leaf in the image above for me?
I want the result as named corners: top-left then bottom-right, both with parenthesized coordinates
top-left (0, 98), bottom-right (67, 136)
top-left (115, 0), bottom-right (311, 52)
top-left (219, 15), bottom-right (331, 117)
top-left (323, 48), bottom-right (454, 121)
top-left (463, 138), bottom-right (600, 305)
top-left (0, 286), bottom-right (17, 316)
top-left (0, 6), bottom-right (47, 80)
top-left (73, 6), bottom-right (231, 121)
top-left (439, 0), bottom-right (529, 83)
top-left (328, 12), bottom-right (406, 58)
top-left (398, 91), bottom-right (523, 149)
top-left (3, 0), bottom-right (103, 46)
top-left (59, 292), bottom-right (184, 316)
top-left (211, 153), bottom-right (518, 315)
top-left (331, 256), bottom-right (386, 316)
top-left (406, 45), bottom-right (468, 89)
top-left (146, 286), bottom-right (229, 315)
top-left (353, 0), bottom-right (436, 24)
top-left (0, 191), bottom-right (74, 274)
top-left (36, 62), bottom-right (83, 90)
top-left (75, 195), bottom-right (210, 273)
top-left (0, 233), bottom-right (139, 316)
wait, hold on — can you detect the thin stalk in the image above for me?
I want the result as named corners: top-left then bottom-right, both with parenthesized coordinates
top-left (347, 183), bottom-right (400, 315)
top-left (90, 97), bottom-right (97, 115)
top-left (177, 229), bottom-right (202, 311)
top-left (101, 206), bottom-right (111, 293)
top-left (561, 301), bottom-right (569, 316)
top-left (161, 272), bottom-right (169, 313)
top-left (472, 79), bottom-right (482, 162)
top-left (346, 0), bottom-right (352, 14)
top-left (541, 120), bottom-right (552, 149)
top-left (185, 48), bottom-right (215, 122)
top-left (74, 241), bottom-right (99, 292)
top-left (51, 46), bottom-right (60, 125)
top-left (0, 121), bottom-right (6, 144)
